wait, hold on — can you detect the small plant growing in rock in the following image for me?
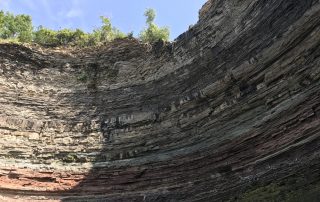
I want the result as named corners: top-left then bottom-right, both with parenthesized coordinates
top-left (77, 72), bottom-right (88, 82)
top-left (63, 154), bottom-right (77, 163)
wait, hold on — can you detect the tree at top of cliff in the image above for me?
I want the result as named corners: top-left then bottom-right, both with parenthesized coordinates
top-left (0, 11), bottom-right (33, 42)
top-left (139, 8), bottom-right (170, 43)
top-left (93, 16), bottom-right (126, 43)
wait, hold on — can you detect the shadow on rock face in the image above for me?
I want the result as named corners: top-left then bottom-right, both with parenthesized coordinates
top-left (57, 0), bottom-right (320, 201)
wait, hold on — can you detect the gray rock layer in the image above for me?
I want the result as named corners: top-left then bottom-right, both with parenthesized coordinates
top-left (0, 0), bottom-right (320, 201)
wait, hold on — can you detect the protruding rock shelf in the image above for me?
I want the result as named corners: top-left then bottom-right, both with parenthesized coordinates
top-left (1, 0), bottom-right (320, 201)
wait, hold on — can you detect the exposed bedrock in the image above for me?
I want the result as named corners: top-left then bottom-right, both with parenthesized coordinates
top-left (1, 0), bottom-right (320, 201)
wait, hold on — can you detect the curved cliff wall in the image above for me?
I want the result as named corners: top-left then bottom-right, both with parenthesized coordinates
top-left (1, 0), bottom-right (320, 201)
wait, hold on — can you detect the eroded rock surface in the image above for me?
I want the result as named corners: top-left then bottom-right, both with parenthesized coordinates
top-left (1, 0), bottom-right (320, 201)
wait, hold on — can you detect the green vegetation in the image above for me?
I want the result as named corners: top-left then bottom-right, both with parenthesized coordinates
top-left (0, 11), bottom-right (33, 42)
top-left (0, 8), bottom-right (170, 46)
top-left (236, 178), bottom-right (320, 202)
top-left (33, 16), bottom-right (126, 47)
top-left (139, 8), bottom-right (170, 43)
top-left (62, 153), bottom-right (88, 163)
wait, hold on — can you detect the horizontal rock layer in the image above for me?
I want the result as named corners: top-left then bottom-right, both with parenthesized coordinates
top-left (1, 0), bottom-right (320, 201)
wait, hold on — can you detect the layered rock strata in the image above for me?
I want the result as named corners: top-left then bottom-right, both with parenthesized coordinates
top-left (1, 0), bottom-right (320, 201)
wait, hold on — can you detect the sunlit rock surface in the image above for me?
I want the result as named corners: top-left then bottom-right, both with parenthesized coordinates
top-left (1, 0), bottom-right (320, 201)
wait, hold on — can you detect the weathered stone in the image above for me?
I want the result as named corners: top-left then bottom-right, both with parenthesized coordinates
top-left (0, 0), bottom-right (320, 201)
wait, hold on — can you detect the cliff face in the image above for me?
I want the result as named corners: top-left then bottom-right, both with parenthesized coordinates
top-left (1, 0), bottom-right (320, 201)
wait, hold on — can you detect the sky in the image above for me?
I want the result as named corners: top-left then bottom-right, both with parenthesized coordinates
top-left (0, 0), bottom-right (207, 40)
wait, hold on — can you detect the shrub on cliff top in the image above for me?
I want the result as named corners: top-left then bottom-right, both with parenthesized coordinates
top-left (33, 26), bottom-right (59, 46)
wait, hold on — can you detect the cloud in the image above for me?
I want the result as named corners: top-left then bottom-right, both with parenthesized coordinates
top-left (66, 8), bottom-right (83, 18)
top-left (22, 0), bottom-right (37, 11)
top-left (39, 0), bottom-right (54, 19)
top-left (66, 0), bottom-right (83, 18)
top-left (0, 0), bottom-right (86, 30)
top-left (0, 0), bottom-right (11, 11)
